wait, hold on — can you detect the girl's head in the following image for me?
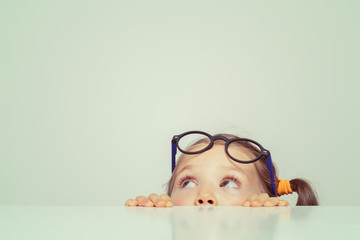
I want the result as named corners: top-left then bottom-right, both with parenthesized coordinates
top-left (166, 133), bottom-right (319, 206)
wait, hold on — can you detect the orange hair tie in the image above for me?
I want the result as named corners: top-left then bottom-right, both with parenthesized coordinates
top-left (277, 179), bottom-right (293, 195)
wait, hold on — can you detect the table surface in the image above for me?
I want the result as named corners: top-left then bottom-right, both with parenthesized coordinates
top-left (1, 206), bottom-right (359, 240)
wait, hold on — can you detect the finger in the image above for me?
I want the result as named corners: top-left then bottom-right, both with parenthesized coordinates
top-left (255, 193), bottom-right (270, 204)
top-left (277, 200), bottom-right (290, 207)
top-left (148, 193), bottom-right (166, 207)
top-left (136, 196), bottom-right (155, 207)
top-left (148, 193), bottom-right (160, 201)
top-left (136, 196), bottom-right (147, 203)
top-left (242, 201), bottom-right (251, 207)
top-left (160, 194), bottom-right (172, 207)
top-left (156, 201), bottom-right (166, 207)
top-left (269, 197), bottom-right (280, 205)
top-left (250, 200), bottom-right (263, 207)
top-left (125, 199), bottom-right (139, 207)
top-left (159, 194), bottom-right (172, 201)
top-left (165, 200), bottom-right (174, 207)
top-left (247, 194), bottom-right (258, 202)
top-left (264, 200), bottom-right (276, 207)
top-left (148, 193), bottom-right (163, 206)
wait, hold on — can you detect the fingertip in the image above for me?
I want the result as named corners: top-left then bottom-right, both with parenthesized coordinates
top-left (166, 201), bottom-right (174, 207)
top-left (160, 194), bottom-right (171, 201)
top-left (136, 196), bottom-right (147, 202)
top-left (143, 200), bottom-right (155, 207)
top-left (255, 193), bottom-right (270, 204)
top-left (124, 199), bottom-right (131, 206)
top-left (250, 201), bottom-right (263, 207)
top-left (242, 201), bottom-right (251, 207)
top-left (125, 199), bottom-right (139, 207)
top-left (277, 200), bottom-right (290, 207)
top-left (149, 193), bottom-right (160, 199)
top-left (264, 200), bottom-right (275, 207)
top-left (137, 197), bottom-right (152, 207)
top-left (269, 197), bottom-right (280, 205)
top-left (155, 200), bottom-right (166, 207)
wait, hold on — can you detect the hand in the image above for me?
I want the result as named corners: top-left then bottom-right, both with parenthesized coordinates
top-left (242, 193), bottom-right (289, 207)
top-left (124, 193), bottom-right (174, 207)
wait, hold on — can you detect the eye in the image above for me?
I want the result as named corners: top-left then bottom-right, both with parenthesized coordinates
top-left (220, 176), bottom-right (241, 188)
top-left (178, 175), bottom-right (197, 189)
top-left (181, 179), bottom-right (196, 188)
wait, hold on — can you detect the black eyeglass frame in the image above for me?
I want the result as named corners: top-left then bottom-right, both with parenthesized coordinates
top-left (171, 130), bottom-right (277, 196)
top-left (173, 131), bottom-right (270, 164)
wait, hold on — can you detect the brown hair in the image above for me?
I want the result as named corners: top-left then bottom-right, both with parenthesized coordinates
top-left (165, 133), bottom-right (319, 206)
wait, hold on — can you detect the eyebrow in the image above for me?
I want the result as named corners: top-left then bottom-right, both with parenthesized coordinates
top-left (176, 164), bottom-right (247, 177)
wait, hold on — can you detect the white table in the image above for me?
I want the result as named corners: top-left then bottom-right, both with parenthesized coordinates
top-left (0, 206), bottom-right (359, 240)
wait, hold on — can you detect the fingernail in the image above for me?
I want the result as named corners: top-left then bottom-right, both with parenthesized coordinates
top-left (250, 201), bottom-right (262, 207)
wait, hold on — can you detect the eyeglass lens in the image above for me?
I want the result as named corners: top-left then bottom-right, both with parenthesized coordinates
top-left (177, 133), bottom-right (211, 153)
top-left (227, 141), bottom-right (261, 162)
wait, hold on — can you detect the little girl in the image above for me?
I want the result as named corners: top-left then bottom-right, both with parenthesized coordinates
top-left (125, 131), bottom-right (319, 207)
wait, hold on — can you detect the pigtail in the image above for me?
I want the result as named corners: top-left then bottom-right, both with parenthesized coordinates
top-left (290, 178), bottom-right (319, 206)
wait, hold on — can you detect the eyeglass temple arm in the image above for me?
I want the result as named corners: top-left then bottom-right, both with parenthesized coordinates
top-left (171, 140), bottom-right (177, 173)
top-left (266, 154), bottom-right (277, 197)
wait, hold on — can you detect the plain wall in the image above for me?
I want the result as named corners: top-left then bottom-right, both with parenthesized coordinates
top-left (0, 0), bottom-right (359, 205)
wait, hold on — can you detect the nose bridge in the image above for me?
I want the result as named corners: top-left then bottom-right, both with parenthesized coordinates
top-left (195, 184), bottom-right (218, 206)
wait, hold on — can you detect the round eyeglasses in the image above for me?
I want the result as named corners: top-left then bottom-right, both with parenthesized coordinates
top-left (171, 131), bottom-right (277, 196)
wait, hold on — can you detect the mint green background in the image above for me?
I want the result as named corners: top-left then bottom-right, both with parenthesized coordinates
top-left (0, 0), bottom-right (359, 205)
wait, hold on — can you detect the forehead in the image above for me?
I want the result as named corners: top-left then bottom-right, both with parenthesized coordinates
top-left (177, 143), bottom-right (258, 173)
top-left (184, 142), bottom-right (257, 160)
